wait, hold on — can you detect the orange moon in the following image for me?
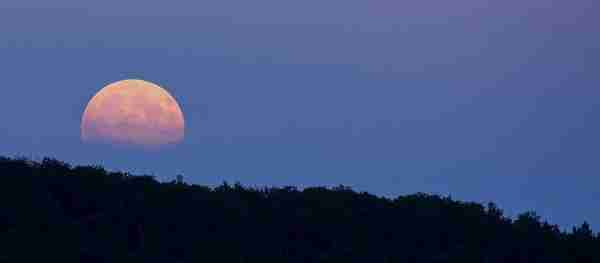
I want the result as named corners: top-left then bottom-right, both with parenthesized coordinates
top-left (81, 79), bottom-right (185, 148)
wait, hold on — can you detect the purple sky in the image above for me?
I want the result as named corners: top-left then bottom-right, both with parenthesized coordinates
top-left (0, 0), bottom-right (599, 229)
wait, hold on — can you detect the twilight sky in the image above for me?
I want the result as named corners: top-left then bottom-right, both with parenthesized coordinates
top-left (0, 0), bottom-right (598, 228)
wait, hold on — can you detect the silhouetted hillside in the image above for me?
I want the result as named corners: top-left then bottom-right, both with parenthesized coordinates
top-left (0, 156), bottom-right (597, 262)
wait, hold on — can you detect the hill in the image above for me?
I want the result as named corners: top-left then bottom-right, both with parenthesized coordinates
top-left (0, 156), bottom-right (597, 262)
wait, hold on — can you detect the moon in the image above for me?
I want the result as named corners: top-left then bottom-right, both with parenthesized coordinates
top-left (81, 79), bottom-right (185, 148)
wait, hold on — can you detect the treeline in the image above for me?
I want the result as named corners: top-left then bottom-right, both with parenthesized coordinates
top-left (0, 156), bottom-right (597, 262)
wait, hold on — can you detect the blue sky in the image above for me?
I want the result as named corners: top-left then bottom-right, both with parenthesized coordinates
top-left (0, 0), bottom-right (598, 228)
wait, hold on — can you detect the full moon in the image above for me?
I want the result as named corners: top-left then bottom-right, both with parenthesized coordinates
top-left (81, 79), bottom-right (185, 148)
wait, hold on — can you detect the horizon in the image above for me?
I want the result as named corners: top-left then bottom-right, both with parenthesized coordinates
top-left (2, 153), bottom-right (596, 231)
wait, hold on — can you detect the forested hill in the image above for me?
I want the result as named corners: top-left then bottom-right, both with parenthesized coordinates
top-left (0, 157), bottom-right (598, 262)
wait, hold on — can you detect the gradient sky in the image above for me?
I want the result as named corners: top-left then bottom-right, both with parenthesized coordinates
top-left (0, 0), bottom-right (598, 228)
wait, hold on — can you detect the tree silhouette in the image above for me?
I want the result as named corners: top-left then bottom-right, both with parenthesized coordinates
top-left (0, 156), bottom-right (597, 262)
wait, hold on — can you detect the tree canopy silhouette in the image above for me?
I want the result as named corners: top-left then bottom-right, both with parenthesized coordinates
top-left (0, 156), bottom-right (597, 262)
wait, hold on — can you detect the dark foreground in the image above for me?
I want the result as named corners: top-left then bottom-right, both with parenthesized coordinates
top-left (0, 157), bottom-right (597, 262)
